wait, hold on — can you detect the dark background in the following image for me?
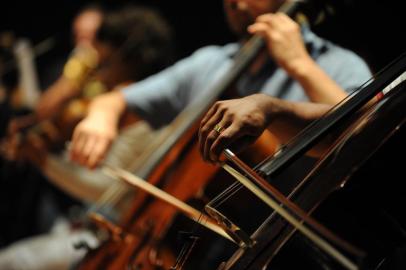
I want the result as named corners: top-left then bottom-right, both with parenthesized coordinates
top-left (0, 0), bottom-right (404, 75)
top-left (0, 0), bottom-right (404, 251)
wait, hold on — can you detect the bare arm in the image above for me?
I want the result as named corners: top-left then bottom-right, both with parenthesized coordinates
top-left (36, 45), bottom-right (99, 120)
top-left (266, 98), bottom-right (331, 144)
top-left (69, 89), bottom-right (127, 168)
top-left (248, 13), bottom-right (347, 104)
top-left (35, 77), bottom-right (82, 120)
top-left (199, 93), bottom-right (331, 162)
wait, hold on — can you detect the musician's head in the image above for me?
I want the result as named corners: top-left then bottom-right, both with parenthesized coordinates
top-left (223, 0), bottom-right (285, 37)
top-left (72, 4), bottom-right (104, 47)
top-left (94, 5), bottom-right (174, 81)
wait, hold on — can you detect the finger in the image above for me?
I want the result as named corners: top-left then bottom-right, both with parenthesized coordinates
top-left (275, 12), bottom-right (292, 24)
top-left (80, 135), bottom-right (98, 164)
top-left (255, 14), bottom-right (273, 24)
top-left (247, 22), bottom-right (269, 36)
top-left (248, 22), bottom-right (284, 51)
top-left (203, 129), bottom-right (221, 163)
top-left (70, 131), bottom-right (87, 164)
top-left (75, 138), bottom-right (91, 166)
top-left (260, 13), bottom-right (286, 28)
top-left (209, 123), bottom-right (243, 162)
top-left (86, 137), bottom-right (111, 169)
top-left (210, 125), bottom-right (261, 163)
top-left (199, 103), bottom-right (219, 154)
top-left (200, 102), bottom-right (220, 128)
top-left (71, 124), bottom-right (82, 142)
top-left (250, 13), bottom-right (287, 35)
top-left (274, 13), bottom-right (297, 34)
top-left (199, 105), bottom-right (225, 159)
top-left (203, 118), bottom-right (230, 163)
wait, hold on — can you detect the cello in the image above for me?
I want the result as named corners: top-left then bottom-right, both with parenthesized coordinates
top-left (76, 0), bottom-right (354, 268)
top-left (76, 1), bottom-right (315, 269)
top-left (204, 53), bottom-right (406, 269)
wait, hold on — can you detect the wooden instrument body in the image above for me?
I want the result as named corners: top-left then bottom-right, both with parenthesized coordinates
top-left (218, 57), bottom-right (406, 270)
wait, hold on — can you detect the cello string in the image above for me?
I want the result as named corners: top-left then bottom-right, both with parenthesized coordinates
top-left (201, 68), bottom-right (406, 267)
top-left (170, 234), bottom-right (199, 270)
top-left (88, 105), bottom-right (203, 215)
top-left (91, 0), bottom-right (290, 236)
top-left (208, 178), bottom-right (242, 208)
top-left (76, 1), bottom-right (324, 266)
top-left (171, 212), bottom-right (207, 269)
top-left (78, 123), bottom-right (166, 216)
top-left (208, 153), bottom-right (274, 208)
top-left (101, 164), bottom-right (236, 243)
top-left (221, 162), bottom-right (359, 270)
top-left (223, 149), bottom-right (364, 255)
top-left (207, 73), bottom-right (379, 209)
top-left (89, 1), bottom-right (300, 213)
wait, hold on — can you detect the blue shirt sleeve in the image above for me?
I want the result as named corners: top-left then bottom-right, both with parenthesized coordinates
top-left (317, 44), bottom-right (372, 93)
top-left (121, 46), bottom-right (231, 128)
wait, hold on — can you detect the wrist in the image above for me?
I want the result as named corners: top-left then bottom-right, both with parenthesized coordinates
top-left (88, 91), bottom-right (126, 126)
top-left (258, 94), bottom-right (295, 124)
top-left (284, 55), bottom-right (315, 80)
top-left (253, 94), bottom-right (281, 125)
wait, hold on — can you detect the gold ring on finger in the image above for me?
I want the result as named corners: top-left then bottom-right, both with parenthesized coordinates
top-left (213, 124), bottom-right (224, 134)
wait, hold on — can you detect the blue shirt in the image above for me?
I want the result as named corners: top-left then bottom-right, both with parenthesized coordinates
top-left (123, 28), bottom-right (371, 128)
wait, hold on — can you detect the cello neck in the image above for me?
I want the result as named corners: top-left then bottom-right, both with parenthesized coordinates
top-left (135, 1), bottom-right (306, 179)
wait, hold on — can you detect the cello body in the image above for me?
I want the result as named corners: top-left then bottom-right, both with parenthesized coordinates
top-left (76, 123), bottom-right (278, 269)
top-left (217, 55), bottom-right (406, 270)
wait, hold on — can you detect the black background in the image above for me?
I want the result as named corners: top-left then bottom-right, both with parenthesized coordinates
top-left (1, 0), bottom-right (404, 77)
top-left (0, 0), bottom-right (404, 252)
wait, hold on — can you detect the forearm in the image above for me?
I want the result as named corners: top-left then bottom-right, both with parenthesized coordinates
top-left (198, 93), bottom-right (333, 162)
top-left (288, 56), bottom-right (348, 104)
top-left (265, 96), bottom-right (336, 157)
top-left (86, 90), bottom-right (127, 126)
top-left (35, 77), bottom-right (82, 120)
top-left (69, 90), bottom-right (128, 168)
top-left (264, 95), bottom-right (331, 143)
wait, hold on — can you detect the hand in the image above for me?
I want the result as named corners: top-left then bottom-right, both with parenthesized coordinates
top-left (2, 119), bottom-right (59, 166)
top-left (69, 112), bottom-right (117, 169)
top-left (69, 91), bottom-right (125, 169)
top-left (35, 77), bottom-right (81, 120)
top-left (199, 94), bottom-right (274, 163)
top-left (2, 114), bottom-right (37, 162)
top-left (248, 13), bottom-right (311, 76)
top-left (7, 114), bottom-right (37, 135)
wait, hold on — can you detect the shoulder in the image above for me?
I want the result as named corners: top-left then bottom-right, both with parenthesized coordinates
top-left (304, 28), bottom-right (370, 73)
top-left (323, 42), bottom-right (370, 71)
top-left (304, 29), bottom-right (372, 90)
top-left (323, 43), bottom-right (372, 86)
top-left (309, 32), bottom-right (371, 85)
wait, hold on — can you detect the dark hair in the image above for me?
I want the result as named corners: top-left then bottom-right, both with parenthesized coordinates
top-left (96, 5), bottom-right (174, 81)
